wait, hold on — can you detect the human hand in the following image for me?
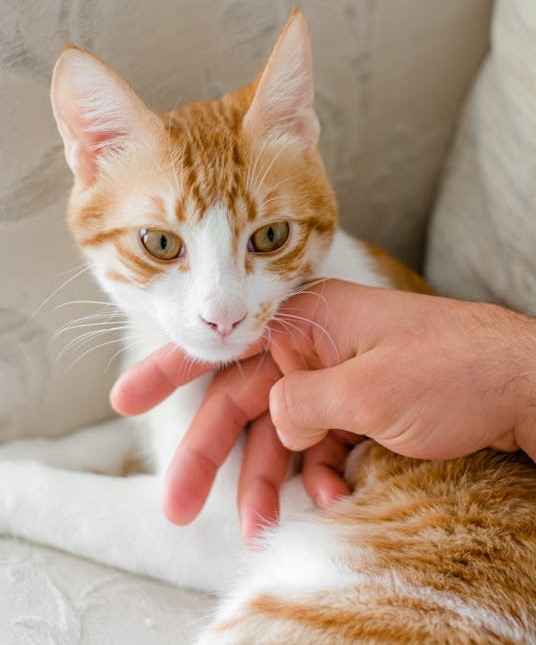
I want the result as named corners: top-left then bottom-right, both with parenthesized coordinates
top-left (111, 280), bottom-right (536, 539)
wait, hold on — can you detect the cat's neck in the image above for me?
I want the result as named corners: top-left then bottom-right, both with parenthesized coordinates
top-left (318, 229), bottom-right (390, 287)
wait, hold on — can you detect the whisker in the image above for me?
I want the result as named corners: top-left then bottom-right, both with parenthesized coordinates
top-left (233, 358), bottom-right (246, 381)
top-left (287, 278), bottom-right (330, 301)
top-left (56, 325), bottom-right (132, 362)
top-left (56, 262), bottom-right (90, 278)
top-left (286, 288), bottom-right (327, 302)
top-left (61, 311), bottom-right (126, 325)
top-left (32, 265), bottom-right (92, 319)
top-left (272, 315), bottom-right (308, 345)
top-left (53, 317), bottom-right (128, 340)
top-left (250, 342), bottom-right (271, 383)
top-left (55, 300), bottom-right (119, 309)
top-left (277, 312), bottom-right (339, 362)
top-left (66, 335), bottom-right (138, 372)
top-left (105, 336), bottom-right (146, 371)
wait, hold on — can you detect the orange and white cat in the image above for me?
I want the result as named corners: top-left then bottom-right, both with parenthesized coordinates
top-left (0, 10), bottom-right (534, 643)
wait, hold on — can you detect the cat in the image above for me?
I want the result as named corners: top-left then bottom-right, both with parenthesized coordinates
top-left (0, 9), bottom-right (534, 643)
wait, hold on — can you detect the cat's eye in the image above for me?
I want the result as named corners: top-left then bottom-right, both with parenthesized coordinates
top-left (139, 228), bottom-right (183, 261)
top-left (248, 221), bottom-right (290, 254)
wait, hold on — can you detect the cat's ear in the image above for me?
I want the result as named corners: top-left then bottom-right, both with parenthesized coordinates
top-left (51, 46), bottom-right (162, 188)
top-left (243, 10), bottom-right (319, 149)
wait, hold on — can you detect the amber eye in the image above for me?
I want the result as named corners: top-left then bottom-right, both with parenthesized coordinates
top-left (248, 221), bottom-right (290, 254)
top-left (139, 228), bottom-right (183, 261)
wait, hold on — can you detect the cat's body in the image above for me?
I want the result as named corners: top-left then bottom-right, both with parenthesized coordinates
top-left (202, 445), bottom-right (536, 644)
top-left (1, 10), bottom-right (535, 643)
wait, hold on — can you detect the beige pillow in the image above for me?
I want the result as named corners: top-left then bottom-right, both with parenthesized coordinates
top-left (426, 0), bottom-right (536, 316)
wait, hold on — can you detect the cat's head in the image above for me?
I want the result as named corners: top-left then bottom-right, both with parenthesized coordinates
top-left (51, 11), bottom-right (337, 363)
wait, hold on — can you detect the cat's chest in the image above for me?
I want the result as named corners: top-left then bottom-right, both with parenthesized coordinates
top-left (120, 318), bottom-right (214, 472)
top-left (143, 371), bottom-right (213, 472)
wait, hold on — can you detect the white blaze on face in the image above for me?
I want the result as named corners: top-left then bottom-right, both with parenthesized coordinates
top-left (190, 205), bottom-right (248, 337)
top-left (146, 202), bottom-right (260, 362)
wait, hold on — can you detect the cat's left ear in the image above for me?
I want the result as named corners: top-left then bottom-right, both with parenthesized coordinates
top-left (243, 10), bottom-right (319, 149)
top-left (51, 46), bottom-right (163, 189)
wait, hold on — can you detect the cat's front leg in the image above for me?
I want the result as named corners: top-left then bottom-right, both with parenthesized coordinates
top-left (0, 458), bottom-right (242, 592)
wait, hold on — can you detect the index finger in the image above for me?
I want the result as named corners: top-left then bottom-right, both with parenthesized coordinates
top-left (164, 352), bottom-right (281, 525)
top-left (111, 339), bottom-right (266, 416)
top-left (110, 343), bottom-right (213, 415)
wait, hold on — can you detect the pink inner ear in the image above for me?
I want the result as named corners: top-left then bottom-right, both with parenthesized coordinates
top-left (51, 49), bottom-right (140, 188)
top-left (85, 126), bottom-right (127, 150)
top-left (65, 94), bottom-right (128, 152)
top-left (60, 106), bottom-right (126, 187)
top-left (55, 93), bottom-right (127, 187)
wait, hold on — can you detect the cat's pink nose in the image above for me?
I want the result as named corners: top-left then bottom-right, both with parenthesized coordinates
top-left (200, 312), bottom-right (246, 337)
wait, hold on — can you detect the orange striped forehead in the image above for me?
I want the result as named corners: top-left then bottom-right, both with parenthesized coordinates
top-left (165, 97), bottom-right (251, 223)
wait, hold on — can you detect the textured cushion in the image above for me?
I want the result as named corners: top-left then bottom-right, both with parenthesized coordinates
top-left (0, 538), bottom-right (216, 644)
top-left (0, 1), bottom-right (492, 643)
top-left (426, 0), bottom-right (536, 315)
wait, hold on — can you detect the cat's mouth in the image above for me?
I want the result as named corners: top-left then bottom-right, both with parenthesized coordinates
top-left (169, 328), bottom-right (264, 365)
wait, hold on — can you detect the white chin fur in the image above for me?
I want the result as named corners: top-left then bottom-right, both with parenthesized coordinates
top-left (176, 335), bottom-right (260, 364)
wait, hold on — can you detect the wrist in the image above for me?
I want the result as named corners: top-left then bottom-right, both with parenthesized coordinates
top-left (497, 307), bottom-right (536, 439)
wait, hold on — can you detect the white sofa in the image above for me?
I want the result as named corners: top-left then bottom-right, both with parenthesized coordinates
top-left (0, 1), bottom-right (494, 642)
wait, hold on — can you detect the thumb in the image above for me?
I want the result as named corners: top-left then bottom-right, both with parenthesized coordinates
top-left (269, 360), bottom-right (361, 451)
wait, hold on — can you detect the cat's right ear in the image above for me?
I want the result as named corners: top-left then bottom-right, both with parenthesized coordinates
top-left (51, 46), bottom-right (162, 189)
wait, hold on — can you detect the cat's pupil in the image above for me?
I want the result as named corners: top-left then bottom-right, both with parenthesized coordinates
top-left (267, 227), bottom-right (275, 243)
top-left (160, 235), bottom-right (167, 250)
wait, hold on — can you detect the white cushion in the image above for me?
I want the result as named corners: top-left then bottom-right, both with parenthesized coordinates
top-left (0, 538), bottom-right (216, 645)
top-left (426, 0), bottom-right (536, 315)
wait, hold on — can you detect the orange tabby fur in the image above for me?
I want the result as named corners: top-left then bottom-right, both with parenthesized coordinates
top-left (209, 444), bottom-right (536, 643)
